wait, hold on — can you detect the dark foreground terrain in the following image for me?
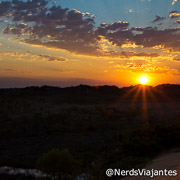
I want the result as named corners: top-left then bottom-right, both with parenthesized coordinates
top-left (0, 84), bottom-right (180, 179)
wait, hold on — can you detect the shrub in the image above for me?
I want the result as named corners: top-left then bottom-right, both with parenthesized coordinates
top-left (36, 149), bottom-right (80, 179)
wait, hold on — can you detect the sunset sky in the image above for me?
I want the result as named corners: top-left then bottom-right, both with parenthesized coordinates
top-left (0, 0), bottom-right (180, 88)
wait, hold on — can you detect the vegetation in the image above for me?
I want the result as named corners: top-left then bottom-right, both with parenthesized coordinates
top-left (0, 84), bottom-right (179, 179)
top-left (36, 149), bottom-right (80, 179)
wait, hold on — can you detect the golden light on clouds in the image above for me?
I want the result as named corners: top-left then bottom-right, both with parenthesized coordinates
top-left (0, 0), bottom-right (180, 87)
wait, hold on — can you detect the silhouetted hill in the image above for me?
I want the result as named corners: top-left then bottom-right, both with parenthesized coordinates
top-left (0, 84), bottom-right (179, 103)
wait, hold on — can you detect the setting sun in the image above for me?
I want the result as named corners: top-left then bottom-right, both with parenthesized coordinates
top-left (139, 76), bottom-right (149, 85)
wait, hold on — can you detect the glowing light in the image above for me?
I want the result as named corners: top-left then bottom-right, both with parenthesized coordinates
top-left (139, 76), bottom-right (149, 85)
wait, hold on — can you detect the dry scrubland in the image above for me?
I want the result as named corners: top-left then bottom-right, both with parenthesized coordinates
top-left (0, 84), bottom-right (180, 179)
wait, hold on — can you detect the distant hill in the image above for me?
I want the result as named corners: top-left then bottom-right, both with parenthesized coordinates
top-left (0, 84), bottom-right (179, 103)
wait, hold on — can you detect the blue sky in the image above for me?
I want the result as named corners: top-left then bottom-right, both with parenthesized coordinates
top-left (57, 0), bottom-right (178, 27)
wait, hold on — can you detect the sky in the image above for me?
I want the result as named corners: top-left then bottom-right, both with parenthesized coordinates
top-left (0, 0), bottom-right (180, 88)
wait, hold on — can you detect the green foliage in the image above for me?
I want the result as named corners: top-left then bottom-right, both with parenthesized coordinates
top-left (76, 152), bottom-right (97, 170)
top-left (120, 119), bottom-right (180, 158)
top-left (36, 149), bottom-right (81, 179)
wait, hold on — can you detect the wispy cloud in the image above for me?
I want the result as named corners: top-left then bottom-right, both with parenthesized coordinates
top-left (114, 62), bottom-right (180, 75)
top-left (172, 0), bottom-right (180, 5)
top-left (103, 51), bottom-right (160, 58)
top-left (38, 55), bottom-right (68, 62)
top-left (129, 9), bottom-right (134, 13)
top-left (152, 15), bottom-right (166, 23)
top-left (0, 51), bottom-right (67, 62)
top-left (0, 68), bottom-right (18, 72)
top-left (0, 68), bottom-right (32, 74)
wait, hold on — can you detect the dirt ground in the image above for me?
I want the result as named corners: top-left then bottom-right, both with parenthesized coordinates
top-left (123, 149), bottom-right (180, 180)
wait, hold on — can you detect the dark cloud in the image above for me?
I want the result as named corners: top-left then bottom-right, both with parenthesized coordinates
top-left (3, 23), bottom-right (29, 35)
top-left (169, 11), bottom-right (180, 18)
top-left (175, 20), bottom-right (180, 24)
top-left (100, 21), bottom-right (129, 31)
top-left (0, 1), bottom-right (11, 17)
top-left (152, 15), bottom-right (166, 23)
top-left (38, 54), bottom-right (67, 62)
top-left (173, 56), bottom-right (180, 61)
top-left (97, 25), bottom-right (180, 51)
top-left (131, 27), bottom-right (180, 50)
top-left (0, 0), bottom-right (99, 55)
top-left (120, 51), bottom-right (159, 58)
top-left (104, 51), bottom-right (159, 58)
top-left (96, 22), bottom-right (130, 46)
top-left (97, 28), bottom-right (133, 47)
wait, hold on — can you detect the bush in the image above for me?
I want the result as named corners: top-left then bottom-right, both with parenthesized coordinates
top-left (36, 149), bottom-right (81, 179)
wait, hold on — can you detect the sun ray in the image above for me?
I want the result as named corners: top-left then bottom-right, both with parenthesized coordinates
top-left (113, 85), bottom-right (139, 107)
top-left (142, 85), bottom-right (149, 126)
top-left (130, 85), bottom-right (142, 108)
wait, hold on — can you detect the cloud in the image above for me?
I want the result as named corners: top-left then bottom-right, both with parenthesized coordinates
top-left (98, 25), bottom-right (180, 52)
top-left (129, 9), bottom-right (134, 13)
top-left (97, 21), bottom-right (129, 36)
top-left (169, 11), bottom-right (180, 18)
top-left (0, 1), bottom-right (11, 17)
top-left (0, 68), bottom-right (32, 74)
top-left (0, 51), bottom-right (31, 58)
top-left (114, 61), bottom-right (155, 73)
top-left (152, 15), bottom-right (166, 23)
top-left (0, 68), bottom-right (18, 72)
top-left (3, 23), bottom-right (29, 35)
top-left (172, 0), bottom-right (180, 5)
top-left (0, 0), bottom-right (99, 55)
top-left (49, 68), bottom-right (76, 73)
top-left (0, 18), bottom-right (8, 23)
top-left (0, 51), bottom-right (67, 62)
top-left (0, 52), bottom-right (22, 56)
top-left (114, 62), bottom-right (180, 75)
top-left (175, 20), bottom-right (180, 24)
top-left (140, 0), bottom-right (152, 2)
top-left (104, 51), bottom-right (159, 58)
top-left (0, 0), bottom-right (180, 57)
top-left (131, 27), bottom-right (180, 50)
top-left (96, 22), bottom-right (131, 47)
top-left (38, 54), bottom-right (67, 62)
top-left (149, 67), bottom-right (180, 75)
top-left (173, 56), bottom-right (180, 61)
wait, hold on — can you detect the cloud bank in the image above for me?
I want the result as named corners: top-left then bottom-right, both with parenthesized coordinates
top-left (0, 0), bottom-right (180, 57)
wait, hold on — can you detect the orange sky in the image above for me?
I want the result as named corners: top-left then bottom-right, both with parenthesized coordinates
top-left (0, 0), bottom-right (180, 87)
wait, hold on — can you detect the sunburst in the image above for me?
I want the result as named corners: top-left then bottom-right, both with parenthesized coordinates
top-left (139, 76), bottom-right (149, 85)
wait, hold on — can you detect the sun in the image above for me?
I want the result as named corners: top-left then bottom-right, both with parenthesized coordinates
top-left (139, 76), bottom-right (149, 85)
